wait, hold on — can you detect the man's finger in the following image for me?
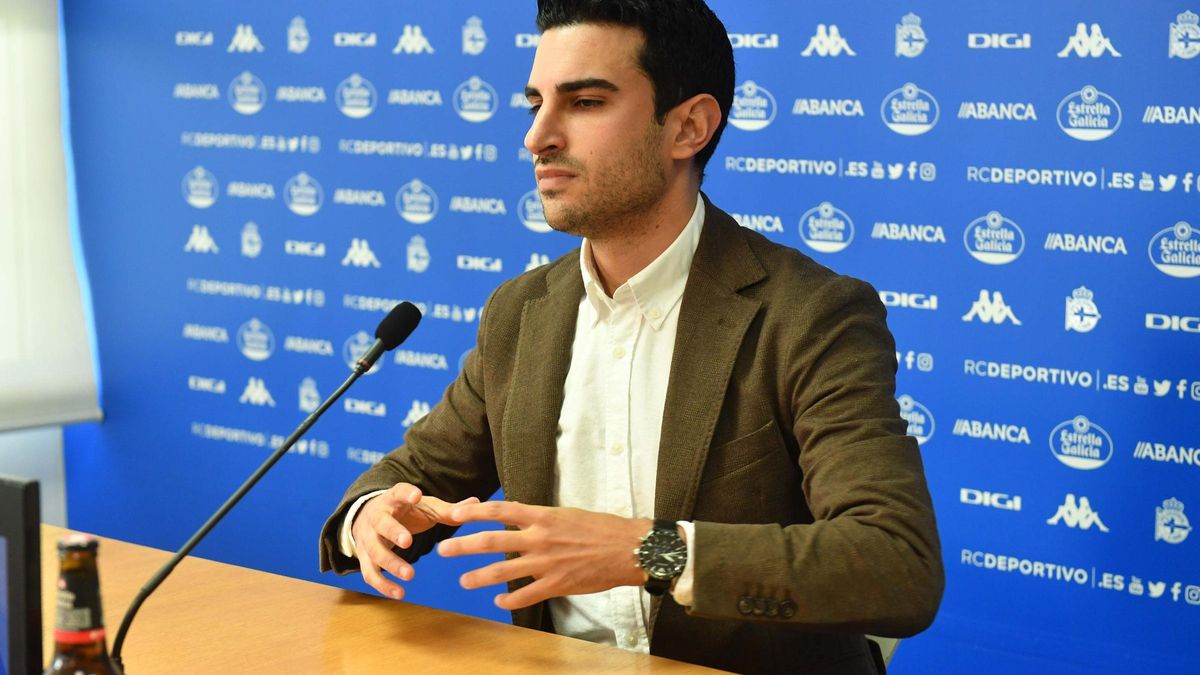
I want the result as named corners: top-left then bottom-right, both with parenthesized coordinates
top-left (493, 579), bottom-right (553, 610)
top-left (438, 528), bottom-right (527, 557)
top-left (370, 509), bottom-right (415, 549)
top-left (380, 483), bottom-right (423, 510)
top-left (364, 533), bottom-right (415, 581)
top-left (412, 495), bottom-right (481, 526)
top-left (450, 500), bottom-right (539, 528)
top-left (458, 556), bottom-right (539, 590)
top-left (357, 550), bottom-right (406, 600)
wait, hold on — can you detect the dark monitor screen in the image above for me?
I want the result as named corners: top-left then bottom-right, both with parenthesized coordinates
top-left (0, 475), bottom-right (39, 675)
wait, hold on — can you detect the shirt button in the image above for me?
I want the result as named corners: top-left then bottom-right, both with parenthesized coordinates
top-left (613, 345), bottom-right (626, 359)
top-left (622, 634), bottom-right (638, 649)
top-left (610, 442), bottom-right (624, 456)
top-left (648, 308), bottom-right (662, 320)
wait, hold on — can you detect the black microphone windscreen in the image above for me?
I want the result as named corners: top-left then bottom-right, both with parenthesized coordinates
top-left (375, 302), bottom-right (422, 350)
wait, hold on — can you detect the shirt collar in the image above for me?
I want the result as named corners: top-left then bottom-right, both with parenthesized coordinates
top-left (578, 194), bottom-right (705, 330)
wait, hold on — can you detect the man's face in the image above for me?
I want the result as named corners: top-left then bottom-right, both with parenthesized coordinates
top-left (524, 24), bottom-right (669, 239)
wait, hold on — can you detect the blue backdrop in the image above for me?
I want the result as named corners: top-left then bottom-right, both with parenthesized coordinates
top-left (61, 2), bottom-right (1200, 672)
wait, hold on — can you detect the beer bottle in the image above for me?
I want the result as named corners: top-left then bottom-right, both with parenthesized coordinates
top-left (45, 535), bottom-right (119, 675)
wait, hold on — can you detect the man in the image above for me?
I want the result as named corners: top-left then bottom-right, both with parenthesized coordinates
top-left (319, 1), bottom-right (943, 672)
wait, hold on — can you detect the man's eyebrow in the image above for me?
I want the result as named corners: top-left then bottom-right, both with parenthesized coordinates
top-left (525, 78), bottom-right (620, 99)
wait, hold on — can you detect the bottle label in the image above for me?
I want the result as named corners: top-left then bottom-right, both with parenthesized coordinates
top-left (53, 627), bottom-right (108, 644)
top-left (55, 568), bottom-right (105, 632)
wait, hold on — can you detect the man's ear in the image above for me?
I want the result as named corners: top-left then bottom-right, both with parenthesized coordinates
top-left (667, 93), bottom-right (722, 162)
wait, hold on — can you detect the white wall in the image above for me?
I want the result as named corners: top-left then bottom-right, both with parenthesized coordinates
top-left (0, 426), bottom-right (66, 525)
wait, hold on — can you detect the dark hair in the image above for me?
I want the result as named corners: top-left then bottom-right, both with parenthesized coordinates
top-left (536, 0), bottom-right (735, 180)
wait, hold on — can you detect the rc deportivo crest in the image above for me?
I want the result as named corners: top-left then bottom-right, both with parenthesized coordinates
top-left (729, 81), bottom-right (777, 131)
top-left (1057, 85), bottom-right (1121, 141)
top-left (241, 222), bottom-right (262, 258)
top-left (963, 211), bottom-right (1024, 265)
top-left (1170, 11), bottom-right (1200, 59)
top-left (799, 202), bottom-right (854, 253)
top-left (407, 235), bottom-right (430, 272)
top-left (288, 16), bottom-right (310, 54)
top-left (881, 83), bottom-right (939, 136)
top-left (1155, 498), bottom-right (1191, 544)
top-left (895, 13), bottom-right (927, 57)
top-left (1065, 286), bottom-right (1101, 333)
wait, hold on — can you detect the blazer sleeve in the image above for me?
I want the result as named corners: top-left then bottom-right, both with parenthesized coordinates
top-left (317, 293), bottom-right (502, 575)
top-left (687, 276), bottom-right (944, 636)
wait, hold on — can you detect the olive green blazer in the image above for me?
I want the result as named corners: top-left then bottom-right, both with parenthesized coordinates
top-left (319, 196), bottom-right (944, 674)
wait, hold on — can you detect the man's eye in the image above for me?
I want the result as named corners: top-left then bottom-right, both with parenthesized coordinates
top-left (527, 104), bottom-right (541, 115)
top-left (576, 99), bottom-right (602, 108)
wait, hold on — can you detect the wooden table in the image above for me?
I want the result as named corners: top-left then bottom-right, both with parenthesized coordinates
top-left (40, 525), bottom-right (721, 673)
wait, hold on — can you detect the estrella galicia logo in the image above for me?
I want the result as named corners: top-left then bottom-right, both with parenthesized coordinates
top-left (881, 83), bottom-right (939, 136)
top-left (343, 331), bottom-right (381, 374)
top-left (519, 189), bottom-right (552, 233)
top-left (228, 71), bottom-right (266, 115)
top-left (453, 76), bottom-right (498, 122)
top-left (1049, 415), bottom-right (1113, 470)
top-left (284, 172), bottom-right (324, 216)
top-left (964, 211), bottom-right (1025, 265)
top-left (336, 73), bottom-right (378, 118)
top-left (396, 179), bottom-right (439, 224)
top-left (182, 166), bottom-right (218, 208)
top-left (1057, 85), bottom-right (1121, 141)
top-left (799, 202), bottom-right (854, 253)
top-left (1148, 221), bottom-right (1200, 279)
top-left (237, 318), bottom-right (274, 361)
top-left (897, 395), bottom-right (934, 445)
top-left (729, 81), bottom-right (777, 131)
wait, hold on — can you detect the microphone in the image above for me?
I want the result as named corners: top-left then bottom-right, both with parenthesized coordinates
top-left (110, 302), bottom-right (422, 673)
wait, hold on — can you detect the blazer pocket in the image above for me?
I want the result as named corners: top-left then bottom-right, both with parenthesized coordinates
top-left (700, 418), bottom-right (787, 485)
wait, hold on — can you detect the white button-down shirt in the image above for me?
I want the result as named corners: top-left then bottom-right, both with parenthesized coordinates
top-left (548, 196), bottom-right (704, 651)
top-left (342, 196), bottom-right (705, 653)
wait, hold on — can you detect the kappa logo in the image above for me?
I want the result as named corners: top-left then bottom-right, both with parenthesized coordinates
top-left (342, 239), bottom-right (381, 268)
top-left (238, 377), bottom-right (275, 407)
top-left (881, 83), bottom-right (940, 136)
top-left (728, 33), bottom-right (779, 49)
top-left (1170, 11), bottom-right (1200, 59)
top-left (1047, 494), bottom-right (1110, 532)
top-left (463, 16), bottom-right (487, 55)
top-left (897, 395), bottom-right (935, 445)
top-left (336, 73), bottom-right (377, 118)
top-left (182, 166), bottom-right (218, 208)
top-left (288, 16), bottom-right (310, 54)
top-left (964, 211), bottom-right (1025, 264)
top-left (407, 235), bottom-right (430, 273)
top-left (963, 290), bottom-right (1021, 325)
top-left (393, 25), bottom-right (434, 54)
top-left (1148, 222), bottom-right (1200, 279)
top-left (1057, 85), bottom-right (1121, 141)
top-left (241, 222), bottom-right (262, 258)
top-left (237, 318), bottom-right (274, 361)
top-left (801, 24), bottom-right (856, 57)
top-left (184, 225), bottom-right (219, 254)
top-left (729, 81), bottom-right (777, 131)
top-left (961, 488), bottom-right (1022, 511)
top-left (228, 71), bottom-right (266, 115)
top-left (1156, 498), bottom-right (1191, 544)
top-left (799, 202), bottom-right (854, 253)
top-left (1050, 415), bottom-right (1113, 470)
top-left (1065, 286), bottom-right (1101, 333)
top-left (402, 400), bottom-right (432, 428)
top-left (343, 331), bottom-right (381, 374)
top-left (967, 32), bottom-right (1031, 49)
top-left (454, 76), bottom-right (499, 122)
top-left (227, 24), bottom-right (264, 53)
top-left (525, 252), bottom-right (551, 271)
top-left (396, 179), bottom-right (439, 224)
top-left (895, 14), bottom-right (927, 57)
top-left (298, 378), bottom-right (320, 413)
top-left (1058, 23), bottom-right (1121, 58)
top-left (519, 189), bottom-right (552, 233)
top-left (284, 172), bottom-right (324, 216)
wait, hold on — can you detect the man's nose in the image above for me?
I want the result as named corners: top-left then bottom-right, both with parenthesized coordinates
top-left (524, 105), bottom-right (564, 157)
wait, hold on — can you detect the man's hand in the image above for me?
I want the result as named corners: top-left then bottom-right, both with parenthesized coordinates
top-left (351, 483), bottom-right (479, 600)
top-left (438, 501), bottom-right (651, 610)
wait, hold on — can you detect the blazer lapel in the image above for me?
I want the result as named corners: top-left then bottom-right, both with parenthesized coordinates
top-left (499, 254), bottom-right (583, 507)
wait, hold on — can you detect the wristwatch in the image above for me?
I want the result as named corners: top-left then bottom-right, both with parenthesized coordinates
top-left (635, 519), bottom-right (687, 596)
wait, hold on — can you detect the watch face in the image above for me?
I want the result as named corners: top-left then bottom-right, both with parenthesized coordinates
top-left (639, 529), bottom-right (687, 580)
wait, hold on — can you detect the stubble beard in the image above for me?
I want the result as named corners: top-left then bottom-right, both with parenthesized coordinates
top-left (540, 122), bottom-right (668, 242)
